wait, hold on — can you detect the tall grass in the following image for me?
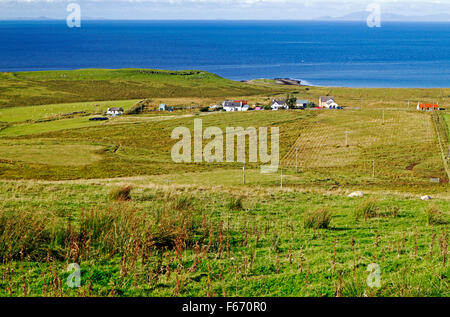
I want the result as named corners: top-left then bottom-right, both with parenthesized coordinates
top-left (108, 186), bottom-right (133, 201)
top-left (304, 208), bottom-right (332, 229)
top-left (354, 198), bottom-right (379, 221)
top-left (425, 205), bottom-right (448, 226)
top-left (225, 196), bottom-right (244, 211)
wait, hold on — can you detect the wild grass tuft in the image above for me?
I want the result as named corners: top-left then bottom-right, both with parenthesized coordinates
top-left (355, 198), bottom-right (379, 221)
top-left (425, 204), bottom-right (448, 226)
top-left (108, 185), bottom-right (133, 201)
top-left (169, 194), bottom-right (195, 211)
top-left (225, 196), bottom-right (244, 211)
top-left (304, 208), bottom-right (332, 229)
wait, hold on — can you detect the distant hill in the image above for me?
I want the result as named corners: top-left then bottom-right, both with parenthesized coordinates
top-left (317, 11), bottom-right (450, 22)
top-left (0, 68), bottom-right (290, 108)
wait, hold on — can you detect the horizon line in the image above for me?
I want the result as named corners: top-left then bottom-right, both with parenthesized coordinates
top-left (1, 18), bottom-right (450, 23)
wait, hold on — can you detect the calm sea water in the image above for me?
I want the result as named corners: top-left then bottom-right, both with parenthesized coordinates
top-left (0, 20), bottom-right (449, 88)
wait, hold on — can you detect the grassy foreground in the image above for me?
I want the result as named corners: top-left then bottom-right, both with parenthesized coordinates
top-left (0, 181), bottom-right (448, 297)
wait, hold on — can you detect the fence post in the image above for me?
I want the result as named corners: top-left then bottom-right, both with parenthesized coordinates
top-left (280, 168), bottom-right (283, 189)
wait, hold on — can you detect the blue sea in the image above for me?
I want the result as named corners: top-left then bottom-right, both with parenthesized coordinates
top-left (0, 20), bottom-right (449, 88)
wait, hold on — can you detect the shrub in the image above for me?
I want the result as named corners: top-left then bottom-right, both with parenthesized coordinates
top-left (304, 208), bottom-right (332, 229)
top-left (226, 196), bottom-right (244, 211)
top-left (108, 186), bottom-right (133, 201)
top-left (355, 198), bottom-right (379, 220)
top-left (425, 205), bottom-right (447, 226)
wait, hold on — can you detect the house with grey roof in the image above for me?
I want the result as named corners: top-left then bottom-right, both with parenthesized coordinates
top-left (271, 99), bottom-right (288, 110)
top-left (106, 107), bottom-right (124, 116)
top-left (319, 96), bottom-right (341, 109)
top-left (319, 96), bottom-right (335, 108)
top-left (222, 100), bottom-right (249, 112)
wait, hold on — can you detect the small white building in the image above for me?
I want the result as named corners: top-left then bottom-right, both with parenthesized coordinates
top-left (222, 100), bottom-right (249, 112)
top-left (319, 97), bottom-right (340, 109)
top-left (319, 97), bottom-right (334, 108)
top-left (106, 107), bottom-right (124, 116)
top-left (271, 100), bottom-right (288, 110)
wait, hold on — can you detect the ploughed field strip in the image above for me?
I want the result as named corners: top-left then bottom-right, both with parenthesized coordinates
top-left (282, 110), bottom-right (446, 185)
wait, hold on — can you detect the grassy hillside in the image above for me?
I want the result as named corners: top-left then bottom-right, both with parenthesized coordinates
top-left (1, 69), bottom-right (449, 110)
top-left (0, 69), bottom-right (289, 108)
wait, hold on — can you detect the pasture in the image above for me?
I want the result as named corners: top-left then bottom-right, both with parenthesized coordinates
top-left (0, 181), bottom-right (448, 297)
top-left (0, 69), bottom-right (448, 298)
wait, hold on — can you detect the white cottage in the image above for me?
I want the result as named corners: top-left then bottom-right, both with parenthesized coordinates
top-left (222, 100), bottom-right (249, 112)
top-left (106, 107), bottom-right (124, 116)
top-left (319, 97), bottom-right (340, 109)
top-left (271, 100), bottom-right (288, 110)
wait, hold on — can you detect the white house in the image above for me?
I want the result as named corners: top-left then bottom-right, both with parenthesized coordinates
top-left (271, 100), bottom-right (288, 110)
top-left (222, 100), bottom-right (249, 112)
top-left (319, 97), bottom-right (334, 108)
top-left (319, 97), bottom-right (340, 109)
top-left (106, 107), bottom-right (124, 116)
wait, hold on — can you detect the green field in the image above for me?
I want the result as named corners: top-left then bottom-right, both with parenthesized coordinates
top-left (0, 181), bottom-right (448, 297)
top-left (0, 69), bottom-right (448, 298)
top-left (0, 99), bottom-right (138, 123)
top-left (444, 114), bottom-right (450, 138)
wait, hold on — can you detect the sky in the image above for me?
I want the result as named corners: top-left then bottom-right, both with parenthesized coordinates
top-left (1, 0), bottom-right (450, 20)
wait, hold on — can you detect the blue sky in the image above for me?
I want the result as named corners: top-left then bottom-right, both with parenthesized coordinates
top-left (1, 0), bottom-right (450, 20)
